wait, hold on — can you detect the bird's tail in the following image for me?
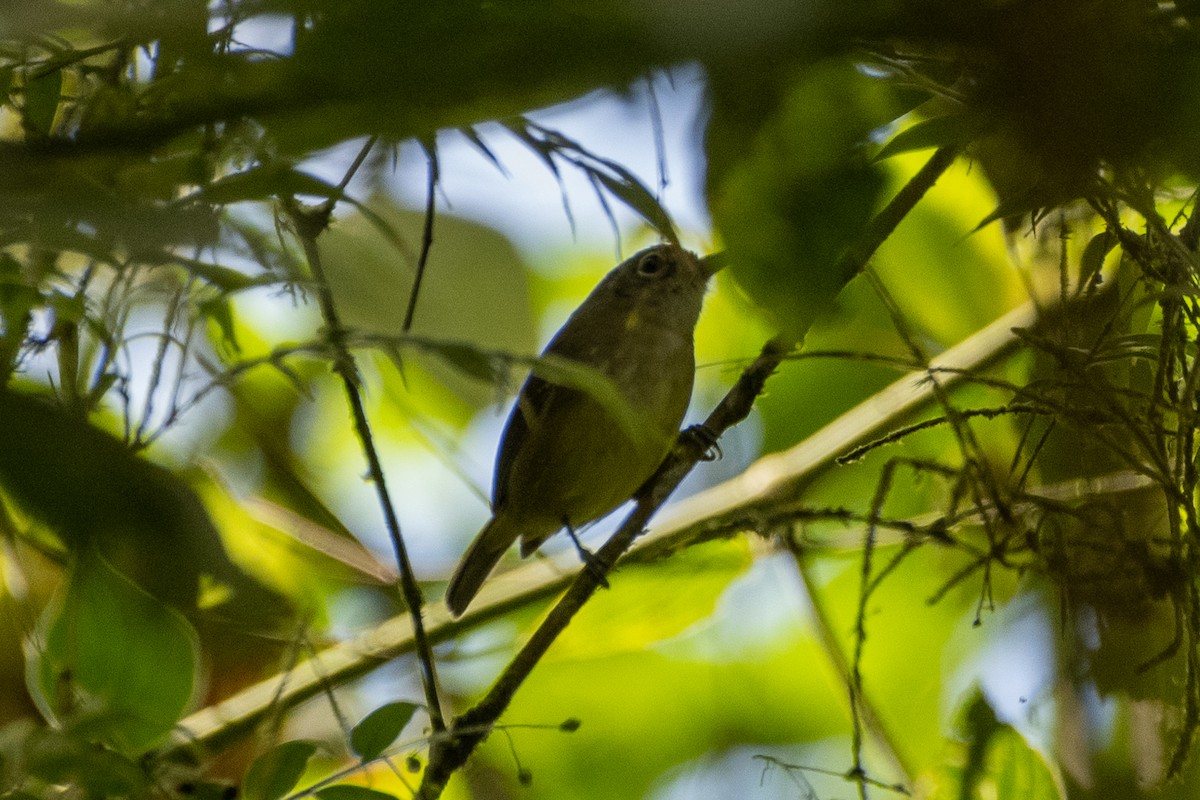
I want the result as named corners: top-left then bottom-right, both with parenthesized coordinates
top-left (445, 516), bottom-right (517, 617)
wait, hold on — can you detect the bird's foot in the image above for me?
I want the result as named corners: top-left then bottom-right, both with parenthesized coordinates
top-left (563, 520), bottom-right (611, 589)
top-left (681, 424), bottom-right (722, 461)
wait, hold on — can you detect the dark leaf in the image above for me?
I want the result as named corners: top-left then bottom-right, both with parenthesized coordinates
top-left (316, 786), bottom-right (397, 800)
top-left (22, 69), bottom-right (61, 135)
top-left (27, 552), bottom-right (200, 755)
top-left (708, 59), bottom-right (900, 336)
top-left (243, 741), bottom-right (318, 800)
top-left (588, 164), bottom-right (675, 242)
top-left (874, 113), bottom-right (985, 161)
top-left (0, 389), bottom-right (268, 614)
top-left (194, 164), bottom-right (346, 206)
top-left (1079, 229), bottom-right (1118, 288)
top-left (23, 726), bottom-right (146, 796)
top-left (349, 701), bottom-right (419, 761)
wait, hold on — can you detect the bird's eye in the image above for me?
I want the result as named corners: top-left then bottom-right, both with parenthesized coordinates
top-left (637, 252), bottom-right (666, 277)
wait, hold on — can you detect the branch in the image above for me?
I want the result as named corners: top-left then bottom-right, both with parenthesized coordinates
top-left (416, 335), bottom-right (791, 796)
top-left (168, 296), bottom-right (1037, 757)
top-left (170, 145), bottom-right (973, 772)
top-left (282, 165), bottom-right (446, 733)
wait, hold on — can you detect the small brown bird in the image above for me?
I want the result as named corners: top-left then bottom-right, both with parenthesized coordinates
top-left (445, 243), bottom-right (713, 616)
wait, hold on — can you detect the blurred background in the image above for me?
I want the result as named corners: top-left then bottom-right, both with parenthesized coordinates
top-left (4, 2), bottom-right (1199, 799)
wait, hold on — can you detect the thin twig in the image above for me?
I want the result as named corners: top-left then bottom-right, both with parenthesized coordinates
top-left (322, 135), bottom-right (378, 218)
top-left (283, 181), bottom-right (446, 734)
top-left (404, 144), bottom-right (438, 333)
top-left (780, 535), bottom-right (914, 789)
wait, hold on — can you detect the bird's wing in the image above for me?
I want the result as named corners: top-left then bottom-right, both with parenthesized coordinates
top-left (492, 373), bottom-right (554, 510)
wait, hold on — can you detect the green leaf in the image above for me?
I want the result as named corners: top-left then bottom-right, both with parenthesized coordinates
top-left (315, 786), bottom-right (399, 800)
top-left (874, 113), bottom-right (984, 161)
top-left (708, 59), bottom-right (899, 337)
top-left (1079, 229), bottom-right (1118, 288)
top-left (350, 701), bottom-right (419, 761)
top-left (27, 551), bottom-right (200, 755)
top-left (199, 296), bottom-right (242, 356)
top-left (22, 726), bottom-right (146, 797)
top-left (587, 161), bottom-right (675, 241)
top-left (985, 727), bottom-right (1063, 800)
top-left (172, 255), bottom-right (269, 292)
top-left (22, 69), bottom-right (61, 135)
top-left (954, 692), bottom-right (1063, 800)
top-left (243, 740), bottom-right (319, 800)
top-left (0, 67), bottom-right (14, 105)
top-left (48, 291), bottom-right (86, 324)
top-left (410, 339), bottom-right (504, 385)
top-left (195, 164), bottom-right (345, 206)
top-left (0, 388), bottom-right (288, 627)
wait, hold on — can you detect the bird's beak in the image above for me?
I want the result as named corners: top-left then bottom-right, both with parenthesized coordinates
top-left (699, 251), bottom-right (729, 278)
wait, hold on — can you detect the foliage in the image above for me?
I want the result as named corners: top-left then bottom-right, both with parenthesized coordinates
top-left (3, 1), bottom-right (1200, 799)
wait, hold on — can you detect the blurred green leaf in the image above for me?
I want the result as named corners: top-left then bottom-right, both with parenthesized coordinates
top-left (0, 66), bottom-right (14, 105)
top-left (200, 296), bottom-right (242, 356)
top-left (805, 534), bottom-right (1022, 774)
top-left (874, 114), bottom-right (985, 162)
top-left (487, 547), bottom-right (846, 800)
top-left (47, 291), bottom-right (85, 324)
top-left (320, 199), bottom-right (536, 420)
top-left (20, 725), bottom-right (146, 797)
top-left (0, 389), bottom-right (284, 618)
top-left (315, 786), bottom-right (397, 800)
top-left (708, 60), bottom-right (900, 337)
top-left (350, 701), bottom-right (419, 761)
top-left (1079, 229), bottom-right (1119, 289)
top-left (27, 551), bottom-right (199, 755)
top-left (22, 69), bottom-right (61, 135)
top-left (261, 0), bottom-right (657, 154)
top-left (869, 153), bottom-right (1019, 344)
top-left (243, 740), bottom-right (318, 800)
top-left (195, 164), bottom-right (345, 206)
top-left (952, 691), bottom-right (1063, 800)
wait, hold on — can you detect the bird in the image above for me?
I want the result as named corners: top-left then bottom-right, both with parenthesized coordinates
top-left (445, 242), bottom-right (713, 616)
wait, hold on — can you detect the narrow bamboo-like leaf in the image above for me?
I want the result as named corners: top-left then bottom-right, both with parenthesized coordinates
top-left (588, 164), bottom-right (675, 241)
top-left (460, 125), bottom-right (508, 176)
top-left (195, 165), bottom-right (345, 206)
top-left (172, 256), bottom-right (270, 292)
top-left (413, 339), bottom-right (504, 384)
top-left (874, 114), bottom-right (984, 161)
